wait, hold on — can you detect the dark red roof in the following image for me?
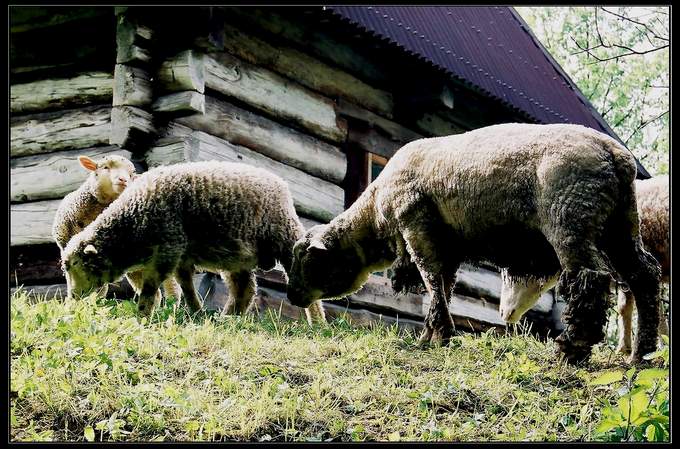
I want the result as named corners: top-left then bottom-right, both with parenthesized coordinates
top-left (325, 6), bottom-right (650, 178)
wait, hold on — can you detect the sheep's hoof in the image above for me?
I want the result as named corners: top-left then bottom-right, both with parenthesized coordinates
top-left (417, 325), bottom-right (453, 348)
top-left (555, 334), bottom-right (592, 365)
top-left (616, 343), bottom-right (632, 355)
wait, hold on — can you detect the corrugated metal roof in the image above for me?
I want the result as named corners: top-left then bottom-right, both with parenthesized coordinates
top-left (325, 6), bottom-right (651, 178)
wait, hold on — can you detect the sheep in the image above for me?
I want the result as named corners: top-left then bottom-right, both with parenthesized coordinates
top-left (286, 123), bottom-right (661, 364)
top-left (61, 160), bottom-right (326, 324)
top-left (51, 154), bottom-right (181, 301)
top-left (498, 175), bottom-right (669, 355)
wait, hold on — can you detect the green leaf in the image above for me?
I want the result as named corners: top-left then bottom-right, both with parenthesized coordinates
top-left (84, 426), bottom-right (95, 442)
top-left (595, 418), bottom-right (621, 434)
top-left (625, 367), bottom-right (636, 380)
top-left (590, 370), bottom-right (624, 385)
top-left (618, 390), bottom-right (648, 423)
top-left (388, 431), bottom-right (401, 441)
top-left (636, 368), bottom-right (668, 384)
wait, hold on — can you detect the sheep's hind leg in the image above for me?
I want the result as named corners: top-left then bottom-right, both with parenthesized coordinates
top-left (137, 276), bottom-right (163, 318)
top-left (615, 289), bottom-right (635, 355)
top-left (399, 209), bottom-right (459, 347)
top-left (175, 267), bottom-right (203, 313)
top-left (162, 277), bottom-right (183, 301)
top-left (225, 270), bottom-right (257, 315)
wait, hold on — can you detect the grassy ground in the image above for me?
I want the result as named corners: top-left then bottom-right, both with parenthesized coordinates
top-left (10, 290), bottom-right (669, 442)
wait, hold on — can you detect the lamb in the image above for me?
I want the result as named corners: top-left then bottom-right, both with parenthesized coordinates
top-left (286, 123), bottom-right (661, 364)
top-left (52, 154), bottom-right (181, 301)
top-left (498, 175), bottom-right (669, 354)
top-left (61, 160), bottom-right (326, 324)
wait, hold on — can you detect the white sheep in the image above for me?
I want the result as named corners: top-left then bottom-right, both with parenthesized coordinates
top-left (498, 175), bottom-right (669, 354)
top-left (51, 154), bottom-right (181, 301)
top-left (61, 160), bottom-right (326, 324)
top-left (286, 123), bottom-right (661, 364)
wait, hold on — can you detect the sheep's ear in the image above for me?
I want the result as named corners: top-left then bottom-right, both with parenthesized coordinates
top-left (308, 238), bottom-right (326, 251)
top-left (84, 244), bottom-right (98, 255)
top-left (78, 156), bottom-right (98, 171)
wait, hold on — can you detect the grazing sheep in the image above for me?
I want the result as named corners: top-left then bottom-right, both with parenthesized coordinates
top-left (287, 123), bottom-right (660, 364)
top-left (498, 175), bottom-right (669, 354)
top-left (51, 154), bottom-right (181, 301)
top-left (61, 161), bottom-right (326, 324)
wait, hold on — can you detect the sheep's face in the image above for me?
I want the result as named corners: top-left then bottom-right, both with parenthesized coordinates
top-left (287, 226), bottom-right (365, 307)
top-left (498, 270), bottom-right (546, 323)
top-left (79, 155), bottom-right (137, 201)
top-left (63, 244), bottom-right (109, 300)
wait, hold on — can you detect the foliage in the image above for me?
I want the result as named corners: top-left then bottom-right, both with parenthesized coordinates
top-left (516, 7), bottom-right (669, 175)
top-left (10, 290), bottom-right (669, 442)
top-left (588, 335), bottom-right (669, 442)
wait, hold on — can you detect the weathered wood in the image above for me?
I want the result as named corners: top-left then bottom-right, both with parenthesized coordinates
top-left (10, 105), bottom-right (111, 157)
top-left (202, 52), bottom-right (347, 143)
top-left (348, 275), bottom-right (424, 318)
top-left (109, 106), bottom-right (155, 149)
top-left (343, 144), bottom-right (370, 208)
top-left (152, 91), bottom-right (205, 115)
top-left (10, 72), bottom-right (113, 114)
top-left (10, 243), bottom-right (62, 287)
top-left (337, 99), bottom-right (422, 145)
top-left (147, 129), bottom-right (344, 222)
top-left (347, 124), bottom-right (403, 160)
top-left (10, 7), bottom-right (109, 34)
top-left (11, 199), bottom-right (61, 246)
top-left (415, 112), bottom-right (467, 137)
top-left (174, 97), bottom-right (347, 185)
top-left (11, 146), bottom-right (133, 203)
top-left (116, 13), bottom-right (152, 65)
top-left (299, 216), bottom-right (323, 231)
top-left (196, 21), bottom-right (394, 118)
top-left (222, 7), bottom-right (389, 86)
top-left (113, 64), bottom-right (152, 107)
top-left (157, 50), bottom-right (206, 93)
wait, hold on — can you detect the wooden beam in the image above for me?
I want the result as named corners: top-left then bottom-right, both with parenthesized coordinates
top-left (11, 199), bottom-right (61, 246)
top-left (196, 21), bottom-right (394, 118)
top-left (10, 105), bottom-right (111, 158)
top-left (337, 99), bottom-right (422, 144)
top-left (10, 72), bottom-right (113, 114)
top-left (152, 91), bottom-right (206, 115)
top-left (156, 50), bottom-right (206, 94)
top-left (200, 52), bottom-right (347, 143)
top-left (174, 96), bottom-right (347, 185)
top-left (109, 106), bottom-right (155, 149)
top-left (147, 128), bottom-right (345, 223)
top-left (115, 13), bottom-right (152, 65)
top-left (347, 123), bottom-right (403, 160)
top-left (11, 146), bottom-right (133, 203)
top-left (222, 7), bottom-right (389, 86)
top-left (415, 112), bottom-right (467, 137)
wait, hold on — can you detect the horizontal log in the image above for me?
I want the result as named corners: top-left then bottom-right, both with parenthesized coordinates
top-left (147, 129), bottom-right (344, 222)
top-left (348, 124), bottom-right (403, 160)
top-left (10, 105), bottom-right (111, 157)
top-left (196, 21), bottom-right (394, 118)
top-left (113, 64), bottom-right (152, 107)
top-left (222, 7), bottom-right (389, 86)
top-left (415, 112), bottom-right (467, 137)
top-left (337, 99), bottom-right (422, 144)
top-left (175, 96), bottom-right (347, 185)
top-left (152, 91), bottom-right (205, 115)
top-left (202, 52), bottom-right (347, 143)
top-left (157, 50), bottom-right (205, 93)
top-left (11, 199), bottom-right (61, 246)
top-left (10, 146), bottom-right (133, 203)
top-left (10, 72), bottom-right (113, 114)
top-left (109, 106), bottom-right (155, 149)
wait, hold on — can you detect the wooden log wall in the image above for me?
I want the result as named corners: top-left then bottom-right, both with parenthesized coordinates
top-left (10, 6), bottom-right (562, 336)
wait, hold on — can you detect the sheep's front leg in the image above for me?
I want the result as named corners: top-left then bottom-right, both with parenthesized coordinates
top-left (400, 218), bottom-right (458, 347)
top-left (225, 270), bottom-right (257, 314)
top-left (138, 277), bottom-right (162, 318)
top-left (304, 300), bottom-right (327, 325)
top-left (175, 267), bottom-right (203, 313)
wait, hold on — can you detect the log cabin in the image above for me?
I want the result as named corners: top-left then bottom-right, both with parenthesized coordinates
top-left (9, 6), bottom-right (651, 337)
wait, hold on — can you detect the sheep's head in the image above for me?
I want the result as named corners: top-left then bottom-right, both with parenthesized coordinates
top-left (287, 225), bottom-right (367, 307)
top-left (62, 240), bottom-right (111, 300)
top-left (498, 270), bottom-right (552, 323)
top-left (79, 155), bottom-right (137, 203)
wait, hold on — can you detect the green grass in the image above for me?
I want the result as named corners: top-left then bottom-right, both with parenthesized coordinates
top-left (10, 289), bottom-right (668, 442)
